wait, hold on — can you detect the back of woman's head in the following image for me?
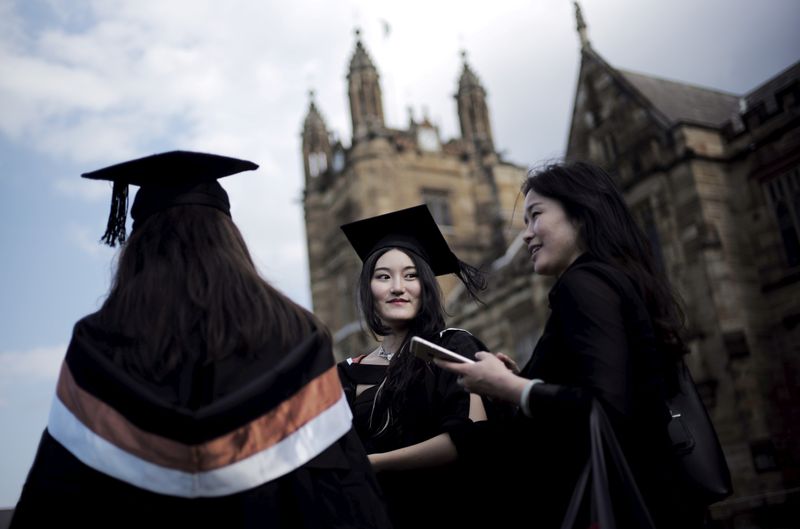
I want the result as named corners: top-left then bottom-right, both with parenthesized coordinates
top-left (100, 205), bottom-right (321, 379)
top-left (523, 161), bottom-right (687, 361)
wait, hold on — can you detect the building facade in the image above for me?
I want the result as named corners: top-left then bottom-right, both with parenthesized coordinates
top-left (303, 8), bottom-right (799, 527)
top-left (447, 5), bottom-right (800, 527)
top-left (301, 31), bottom-right (527, 357)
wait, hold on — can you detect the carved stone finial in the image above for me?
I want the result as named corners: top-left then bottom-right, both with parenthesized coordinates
top-left (574, 1), bottom-right (591, 49)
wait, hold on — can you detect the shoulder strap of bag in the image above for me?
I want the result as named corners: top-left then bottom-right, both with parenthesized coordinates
top-left (560, 400), bottom-right (657, 529)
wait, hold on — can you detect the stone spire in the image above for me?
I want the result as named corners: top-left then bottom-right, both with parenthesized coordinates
top-left (574, 1), bottom-right (591, 49)
top-left (347, 28), bottom-right (385, 142)
top-left (455, 50), bottom-right (494, 154)
top-left (301, 90), bottom-right (332, 182)
top-left (455, 50), bottom-right (504, 258)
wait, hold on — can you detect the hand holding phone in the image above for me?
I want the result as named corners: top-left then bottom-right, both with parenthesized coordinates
top-left (410, 336), bottom-right (475, 364)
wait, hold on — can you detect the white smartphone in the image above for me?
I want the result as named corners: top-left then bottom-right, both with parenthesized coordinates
top-left (410, 336), bottom-right (476, 364)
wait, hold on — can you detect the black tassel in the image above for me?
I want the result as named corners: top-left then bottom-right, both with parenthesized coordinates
top-left (100, 182), bottom-right (128, 247)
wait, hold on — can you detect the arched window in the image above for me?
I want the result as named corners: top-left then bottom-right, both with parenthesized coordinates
top-left (775, 201), bottom-right (800, 266)
top-left (633, 199), bottom-right (665, 272)
top-left (421, 188), bottom-right (453, 227)
top-left (764, 167), bottom-right (800, 267)
top-left (308, 152), bottom-right (327, 178)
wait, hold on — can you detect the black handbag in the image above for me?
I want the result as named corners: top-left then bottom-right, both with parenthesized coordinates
top-left (561, 400), bottom-right (656, 529)
top-left (667, 360), bottom-right (733, 504)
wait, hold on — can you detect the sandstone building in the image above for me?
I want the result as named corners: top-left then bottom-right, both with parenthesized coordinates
top-left (302, 7), bottom-right (799, 527)
top-left (447, 5), bottom-right (799, 527)
top-left (301, 30), bottom-right (527, 357)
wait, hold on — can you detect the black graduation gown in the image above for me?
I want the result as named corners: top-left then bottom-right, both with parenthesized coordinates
top-left (337, 329), bottom-right (489, 529)
top-left (450, 254), bottom-right (702, 529)
top-left (11, 314), bottom-right (392, 529)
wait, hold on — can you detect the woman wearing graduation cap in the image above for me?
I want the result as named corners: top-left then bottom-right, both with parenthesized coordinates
top-left (337, 204), bottom-right (491, 529)
top-left (11, 151), bottom-right (392, 529)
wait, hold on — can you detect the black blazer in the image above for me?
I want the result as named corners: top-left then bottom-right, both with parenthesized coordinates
top-left (452, 253), bottom-right (699, 528)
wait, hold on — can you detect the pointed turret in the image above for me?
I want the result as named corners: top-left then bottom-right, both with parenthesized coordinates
top-left (347, 29), bottom-right (385, 142)
top-left (455, 50), bottom-right (494, 154)
top-left (301, 90), bottom-right (332, 183)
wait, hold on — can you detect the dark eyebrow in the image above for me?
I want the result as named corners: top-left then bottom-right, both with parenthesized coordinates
top-left (374, 266), bottom-right (417, 273)
top-left (525, 202), bottom-right (542, 215)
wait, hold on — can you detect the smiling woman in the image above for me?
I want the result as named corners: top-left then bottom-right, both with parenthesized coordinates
top-left (336, 204), bottom-right (493, 529)
top-left (522, 189), bottom-right (584, 276)
top-left (370, 249), bottom-right (422, 329)
top-left (436, 161), bottom-right (708, 528)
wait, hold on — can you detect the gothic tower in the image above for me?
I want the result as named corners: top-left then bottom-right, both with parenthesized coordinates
top-left (456, 50), bottom-right (506, 258)
top-left (347, 29), bottom-right (385, 142)
top-left (456, 50), bottom-right (494, 155)
top-left (301, 90), bottom-right (332, 186)
top-left (302, 31), bottom-right (527, 358)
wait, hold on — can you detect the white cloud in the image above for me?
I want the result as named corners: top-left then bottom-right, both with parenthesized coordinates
top-left (65, 222), bottom-right (114, 259)
top-left (0, 345), bottom-right (65, 384)
top-left (54, 176), bottom-right (111, 202)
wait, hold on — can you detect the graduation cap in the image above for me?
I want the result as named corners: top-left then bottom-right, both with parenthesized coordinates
top-left (340, 204), bottom-right (486, 299)
top-left (82, 150), bottom-right (258, 246)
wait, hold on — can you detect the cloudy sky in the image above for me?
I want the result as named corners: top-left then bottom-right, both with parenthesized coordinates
top-left (0, 0), bottom-right (797, 508)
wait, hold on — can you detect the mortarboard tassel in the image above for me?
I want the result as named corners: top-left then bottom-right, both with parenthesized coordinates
top-left (100, 181), bottom-right (128, 247)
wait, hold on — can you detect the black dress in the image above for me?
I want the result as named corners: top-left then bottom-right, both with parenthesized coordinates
top-left (337, 329), bottom-right (489, 529)
top-left (11, 313), bottom-right (392, 529)
top-left (450, 253), bottom-right (703, 529)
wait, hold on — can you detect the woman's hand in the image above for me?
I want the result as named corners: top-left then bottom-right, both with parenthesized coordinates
top-left (496, 352), bottom-right (520, 374)
top-left (434, 352), bottom-right (529, 405)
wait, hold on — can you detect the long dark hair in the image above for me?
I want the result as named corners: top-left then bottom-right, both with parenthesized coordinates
top-left (358, 247), bottom-right (446, 435)
top-left (98, 205), bottom-right (322, 380)
top-left (523, 161), bottom-right (687, 363)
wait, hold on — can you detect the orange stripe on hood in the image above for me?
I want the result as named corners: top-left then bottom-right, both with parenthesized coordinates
top-left (55, 362), bottom-right (342, 472)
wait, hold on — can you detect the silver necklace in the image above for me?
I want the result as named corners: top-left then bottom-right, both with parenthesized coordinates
top-left (377, 344), bottom-right (394, 361)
